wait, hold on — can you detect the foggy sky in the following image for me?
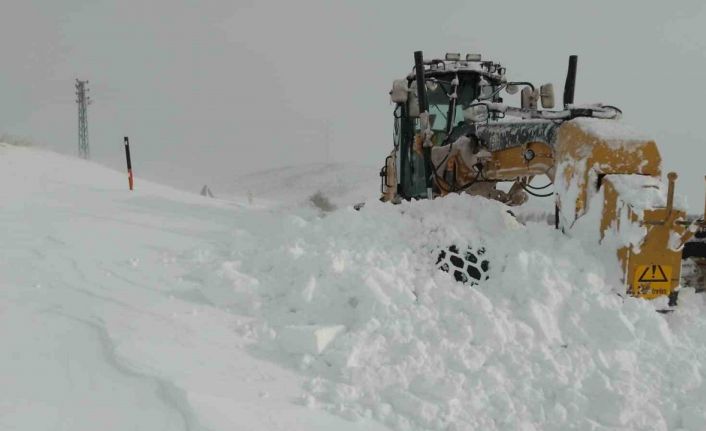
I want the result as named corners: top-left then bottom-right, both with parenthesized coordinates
top-left (2, 0), bottom-right (705, 208)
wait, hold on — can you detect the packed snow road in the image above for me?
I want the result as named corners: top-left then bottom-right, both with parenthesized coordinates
top-left (2, 143), bottom-right (706, 431)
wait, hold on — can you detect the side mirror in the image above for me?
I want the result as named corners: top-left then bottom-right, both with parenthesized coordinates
top-left (505, 84), bottom-right (519, 95)
top-left (463, 105), bottom-right (489, 123)
top-left (390, 79), bottom-right (408, 104)
top-left (540, 83), bottom-right (555, 109)
top-left (521, 87), bottom-right (539, 110)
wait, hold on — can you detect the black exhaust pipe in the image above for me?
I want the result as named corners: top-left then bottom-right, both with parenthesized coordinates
top-left (563, 55), bottom-right (578, 107)
top-left (414, 51), bottom-right (434, 198)
top-left (414, 51), bottom-right (429, 113)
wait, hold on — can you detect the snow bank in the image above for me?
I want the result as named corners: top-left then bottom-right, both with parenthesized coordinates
top-left (191, 193), bottom-right (706, 431)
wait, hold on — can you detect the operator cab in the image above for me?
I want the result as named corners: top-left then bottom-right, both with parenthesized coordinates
top-left (389, 53), bottom-right (509, 199)
top-left (407, 55), bottom-right (506, 137)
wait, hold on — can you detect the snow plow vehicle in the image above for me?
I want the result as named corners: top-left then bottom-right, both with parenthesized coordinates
top-left (380, 51), bottom-right (706, 301)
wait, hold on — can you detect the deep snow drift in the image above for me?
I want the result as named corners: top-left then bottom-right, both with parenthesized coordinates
top-left (2, 144), bottom-right (706, 431)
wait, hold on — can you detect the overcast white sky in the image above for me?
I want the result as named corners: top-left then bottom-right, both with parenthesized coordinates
top-left (2, 0), bottom-right (705, 207)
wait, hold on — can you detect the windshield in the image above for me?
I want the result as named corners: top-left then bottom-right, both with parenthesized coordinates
top-left (453, 82), bottom-right (477, 129)
top-left (426, 81), bottom-right (452, 131)
top-left (411, 74), bottom-right (480, 133)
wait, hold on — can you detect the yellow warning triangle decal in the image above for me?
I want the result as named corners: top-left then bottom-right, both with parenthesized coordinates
top-left (637, 265), bottom-right (669, 283)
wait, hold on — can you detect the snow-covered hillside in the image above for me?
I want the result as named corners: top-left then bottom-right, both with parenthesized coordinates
top-left (2, 144), bottom-right (706, 431)
top-left (223, 162), bottom-right (379, 209)
top-left (0, 144), bottom-right (389, 431)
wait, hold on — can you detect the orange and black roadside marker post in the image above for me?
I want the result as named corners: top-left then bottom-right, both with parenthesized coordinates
top-left (124, 136), bottom-right (134, 190)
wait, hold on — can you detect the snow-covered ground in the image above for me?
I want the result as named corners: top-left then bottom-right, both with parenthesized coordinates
top-left (0, 144), bottom-right (389, 431)
top-left (2, 143), bottom-right (706, 431)
top-left (222, 162), bottom-right (379, 209)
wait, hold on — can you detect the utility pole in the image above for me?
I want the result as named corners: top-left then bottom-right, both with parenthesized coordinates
top-left (75, 79), bottom-right (91, 159)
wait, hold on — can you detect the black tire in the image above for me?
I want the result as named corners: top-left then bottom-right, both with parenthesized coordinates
top-left (436, 245), bottom-right (490, 285)
top-left (683, 241), bottom-right (706, 260)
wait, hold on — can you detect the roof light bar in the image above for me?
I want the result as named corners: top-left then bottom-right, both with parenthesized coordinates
top-left (445, 53), bottom-right (461, 61)
top-left (466, 53), bottom-right (482, 61)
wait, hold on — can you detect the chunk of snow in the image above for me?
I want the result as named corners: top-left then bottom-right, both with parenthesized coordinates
top-left (279, 325), bottom-right (346, 355)
top-left (608, 174), bottom-right (687, 214)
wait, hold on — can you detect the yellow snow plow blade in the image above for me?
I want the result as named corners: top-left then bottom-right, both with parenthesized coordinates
top-left (555, 121), bottom-right (698, 299)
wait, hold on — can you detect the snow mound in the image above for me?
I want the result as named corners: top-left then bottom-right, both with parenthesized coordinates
top-left (189, 191), bottom-right (706, 431)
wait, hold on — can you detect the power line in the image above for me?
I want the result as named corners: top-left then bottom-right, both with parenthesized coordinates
top-left (75, 79), bottom-right (91, 159)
